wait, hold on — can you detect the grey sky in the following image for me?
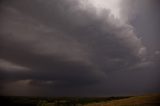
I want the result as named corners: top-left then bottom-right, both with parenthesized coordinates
top-left (0, 0), bottom-right (160, 96)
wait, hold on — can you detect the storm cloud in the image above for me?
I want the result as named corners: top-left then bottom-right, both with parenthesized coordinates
top-left (0, 0), bottom-right (160, 96)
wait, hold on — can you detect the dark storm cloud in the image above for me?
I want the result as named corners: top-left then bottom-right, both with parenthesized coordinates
top-left (121, 0), bottom-right (160, 66)
top-left (0, 0), bottom-right (159, 96)
top-left (118, 0), bottom-right (160, 94)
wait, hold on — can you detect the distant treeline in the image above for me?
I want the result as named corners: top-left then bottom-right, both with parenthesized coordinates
top-left (0, 96), bottom-right (131, 106)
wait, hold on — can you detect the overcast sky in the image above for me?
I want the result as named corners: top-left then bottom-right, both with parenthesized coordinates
top-left (0, 0), bottom-right (160, 97)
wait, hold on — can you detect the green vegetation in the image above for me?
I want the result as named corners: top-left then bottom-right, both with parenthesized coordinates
top-left (0, 96), bottom-right (129, 106)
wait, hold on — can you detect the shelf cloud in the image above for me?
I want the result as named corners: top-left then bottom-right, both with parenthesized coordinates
top-left (0, 0), bottom-right (160, 96)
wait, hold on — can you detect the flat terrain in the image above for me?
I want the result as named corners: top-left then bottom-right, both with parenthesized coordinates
top-left (1, 94), bottom-right (160, 106)
top-left (0, 96), bottom-right (129, 106)
top-left (84, 94), bottom-right (160, 106)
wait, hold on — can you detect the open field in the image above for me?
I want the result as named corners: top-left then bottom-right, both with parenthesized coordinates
top-left (84, 94), bottom-right (160, 106)
top-left (0, 94), bottom-right (160, 106)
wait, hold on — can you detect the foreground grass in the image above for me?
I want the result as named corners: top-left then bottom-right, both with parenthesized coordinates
top-left (1, 94), bottom-right (160, 106)
top-left (84, 94), bottom-right (160, 106)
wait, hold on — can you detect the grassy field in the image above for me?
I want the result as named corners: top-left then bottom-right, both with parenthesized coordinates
top-left (84, 94), bottom-right (160, 106)
top-left (1, 94), bottom-right (160, 106)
